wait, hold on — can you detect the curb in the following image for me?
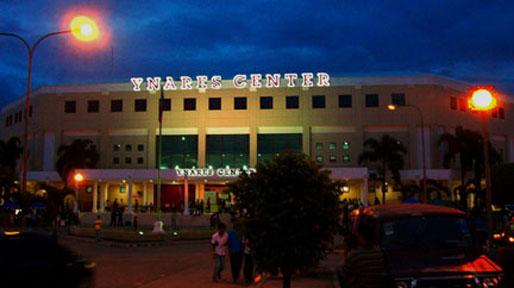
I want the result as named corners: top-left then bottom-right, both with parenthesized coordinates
top-left (61, 235), bottom-right (208, 248)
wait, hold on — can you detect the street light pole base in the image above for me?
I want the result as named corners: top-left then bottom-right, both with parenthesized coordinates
top-left (152, 220), bottom-right (165, 234)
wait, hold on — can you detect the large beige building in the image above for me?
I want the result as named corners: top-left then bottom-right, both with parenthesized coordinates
top-left (1, 74), bottom-right (513, 213)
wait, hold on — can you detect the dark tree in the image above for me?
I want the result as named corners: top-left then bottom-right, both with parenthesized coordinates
top-left (0, 136), bottom-right (23, 187)
top-left (358, 135), bottom-right (407, 204)
top-left (56, 139), bottom-right (99, 186)
top-left (229, 152), bottom-right (340, 288)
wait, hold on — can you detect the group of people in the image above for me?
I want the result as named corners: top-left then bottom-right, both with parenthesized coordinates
top-left (210, 220), bottom-right (254, 284)
top-left (108, 198), bottom-right (125, 227)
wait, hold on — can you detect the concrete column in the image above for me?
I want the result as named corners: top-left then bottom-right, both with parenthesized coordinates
top-left (127, 177), bottom-right (133, 213)
top-left (92, 181), bottom-right (98, 213)
top-left (198, 127), bottom-right (206, 167)
top-left (184, 177), bottom-right (190, 215)
top-left (249, 126), bottom-right (258, 167)
top-left (143, 182), bottom-right (148, 205)
top-left (99, 182), bottom-right (107, 212)
top-left (302, 126), bottom-right (311, 156)
top-left (361, 177), bottom-right (369, 206)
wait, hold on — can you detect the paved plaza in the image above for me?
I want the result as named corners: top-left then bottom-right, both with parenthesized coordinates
top-left (62, 238), bottom-right (339, 288)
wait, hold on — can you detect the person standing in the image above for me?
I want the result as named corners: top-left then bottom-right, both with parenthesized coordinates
top-left (110, 199), bottom-right (118, 227)
top-left (206, 198), bottom-right (211, 213)
top-left (243, 236), bottom-right (254, 284)
top-left (211, 222), bottom-right (228, 282)
top-left (94, 215), bottom-right (102, 242)
top-left (227, 221), bottom-right (243, 283)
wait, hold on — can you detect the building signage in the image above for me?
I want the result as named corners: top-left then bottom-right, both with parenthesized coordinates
top-left (130, 72), bottom-right (330, 92)
top-left (175, 167), bottom-right (256, 177)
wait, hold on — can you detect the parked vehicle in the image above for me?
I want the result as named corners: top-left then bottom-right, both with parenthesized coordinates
top-left (0, 229), bottom-right (95, 287)
top-left (341, 204), bottom-right (504, 287)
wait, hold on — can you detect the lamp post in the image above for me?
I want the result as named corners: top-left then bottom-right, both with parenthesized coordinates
top-left (73, 172), bottom-right (85, 213)
top-left (468, 86), bottom-right (498, 238)
top-left (387, 104), bottom-right (428, 202)
top-left (0, 16), bottom-right (99, 195)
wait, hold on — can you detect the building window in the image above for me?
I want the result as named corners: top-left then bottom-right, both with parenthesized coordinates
top-left (125, 157), bottom-right (132, 164)
top-left (113, 144), bottom-right (121, 152)
top-left (137, 144), bottom-right (144, 151)
top-left (328, 143), bottom-right (336, 150)
top-left (458, 98), bottom-right (467, 112)
top-left (312, 95), bottom-right (325, 108)
top-left (260, 96), bottom-right (273, 109)
top-left (135, 99), bottom-right (147, 112)
top-left (160, 98), bottom-right (171, 111)
top-left (206, 135), bottom-right (249, 168)
top-left (329, 155), bottom-right (337, 162)
top-left (342, 141), bottom-right (350, 150)
top-left (64, 101), bottom-right (76, 113)
top-left (137, 157), bottom-right (144, 164)
top-left (158, 135), bottom-right (198, 168)
top-left (234, 97), bottom-right (247, 110)
top-left (184, 98), bottom-right (196, 111)
top-left (111, 99), bottom-right (123, 112)
top-left (286, 96), bottom-right (299, 109)
top-left (365, 94), bottom-right (379, 107)
top-left (209, 98), bottom-right (222, 110)
top-left (391, 93), bottom-right (406, 106)
top-left (316, 143), bottom-right (323, 150)
top-left (113, 157), bottom-right (120, 165)
top-left (125, 144), bottom-right (132, 152)
top-left (499, 107), bottom-right (505, 119)
top-left (342, 155), bottom-right (351, 163)
top-left (338, 94), bottom-right (352, 108)
top-left (450, 97), bottom-right (457, 110)
top-left (316, 155), bottom-right (323, 163)
top-left (257, 134), bottom-right (302, 162)
top-left (88, 100), bottom-right (99, 113)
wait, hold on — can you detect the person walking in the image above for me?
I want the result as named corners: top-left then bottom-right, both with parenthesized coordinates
top-left (227, 220), bottom-right (243, 283)
top-left (211, 222), bottom-right (228, 282)
top-left (94, 215), bottom-right (102, 242)
top-left (206, 198), bottom-right (211, 213)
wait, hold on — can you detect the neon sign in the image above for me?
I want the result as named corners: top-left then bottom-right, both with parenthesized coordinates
top-left (175, 167), bottom-right (256, 177)
top-left (130, 72), bottom-right (330, 92)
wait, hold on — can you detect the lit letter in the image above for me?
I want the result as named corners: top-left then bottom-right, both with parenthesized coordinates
top-left (301, 72), bottom-right (314, 87)
top-left (196, 75), bottom-right (208, 89)
top-left (180, 76), bottom-right (193, 90)
top-left (233, 74), bottom-right (247, 89)
top-left (317, 72), bottom-right (330, 87)
top-left (131, 77), bottom-right (144, 91)
top-left (146, 77), bottom-right (161, 91)
top-left (265, 73), bottom-right (281, 88)
top-left (163, 76), bottom-right (177, 90)
top-left (250, 74), bottom-right (262, 88)
top-left (211, 75), bottom-right (222, 89)
top-left (284, 73), bottom-right (298, 88)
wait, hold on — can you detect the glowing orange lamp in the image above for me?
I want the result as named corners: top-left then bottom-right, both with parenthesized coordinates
top-left (70, 16), bottom-right (99, 42)
top-left (468, 87), bottom-right (498, 111)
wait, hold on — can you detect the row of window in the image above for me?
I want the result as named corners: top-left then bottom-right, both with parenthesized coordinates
top-left (4, 106), bottom-right (33, 127)
top-left (450, 96), bottom-right (505, 119)
top-left (113, 156), bottom-right (145, 165)
top-left (316, 141), bottom-right (350, 150)
top-left (63, 93), bottom-right (407, 114)
top-left (316, 155), bottom-right (351, 163)
top-left (113, 144), bottom-right (145, 152)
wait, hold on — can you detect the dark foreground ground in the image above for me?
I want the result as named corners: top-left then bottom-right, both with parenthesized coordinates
top-left (62, 237), bottom-right (339, 288)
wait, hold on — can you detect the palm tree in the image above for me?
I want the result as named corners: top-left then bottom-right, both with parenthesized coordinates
top-left (55, 139), bottom-right (99, 186)
top-left (358, 135), bottom-right (407, 204)
top-left (438, 126), bottom-right (501, 209)
top-left (0, 136), bottom-right (23, 186)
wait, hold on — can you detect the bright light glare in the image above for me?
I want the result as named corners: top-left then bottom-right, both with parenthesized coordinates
top-left (387, 104), bottom-right (397, 111)
top-left (74, 173), bottom-right (84, 182)
top-left (70, 16), bottom-right (99, 42)
top-left (469, 88), bottom-right (497, 111)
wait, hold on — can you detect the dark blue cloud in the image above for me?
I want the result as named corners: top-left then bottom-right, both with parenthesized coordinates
top-left (1, 0), bottom-right (513, 106)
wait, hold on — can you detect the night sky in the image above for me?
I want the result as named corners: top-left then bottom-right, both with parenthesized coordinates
top-left (1, 0), bottom-right (513, 107)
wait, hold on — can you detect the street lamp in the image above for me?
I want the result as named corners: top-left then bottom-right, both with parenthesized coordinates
top-left (0, 16), bottom-right (100, 196)
top-left (387, 103), bottom-right (428, 203)
top-left (73, 172), bottom-right (85, 213)
top-left (468, 86), bottom-right (498, 238)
